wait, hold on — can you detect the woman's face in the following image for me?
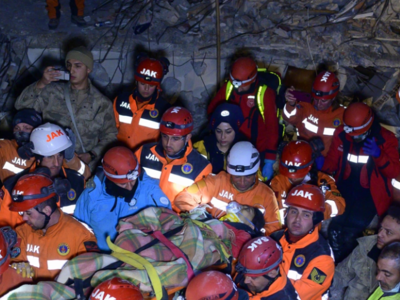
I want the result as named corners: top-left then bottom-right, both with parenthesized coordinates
top-left (215, 122), bottom-right (235, 148)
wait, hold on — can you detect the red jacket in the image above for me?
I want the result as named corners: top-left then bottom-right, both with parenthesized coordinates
top-left (208, 80), bottom-right (279, 160)
top-left (323, 122), bottom-right (400, 216)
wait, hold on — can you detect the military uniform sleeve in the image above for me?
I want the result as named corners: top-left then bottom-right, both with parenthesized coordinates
top-left (319, 173), bottom-right (346, 218)
top-left (64, 154), bottom-right (91, 180)
top-left (207, 83), bottom-right (228, 116)
top-left (291, 255), bottom-right (334, 300)
top-left (329, 244), bottom-right (360, 299)
top-left (91, 97), bottom-right (117, 160)
top-left (174, 175), bottom-right (218, 212)
top-left (15, 82), bottom-right (46, 111)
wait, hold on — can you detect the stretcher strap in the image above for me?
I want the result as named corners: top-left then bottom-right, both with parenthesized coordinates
top-left (107, 237), bottom-right (168, 300)
top-left (151, 230), bottom-right (195, 281)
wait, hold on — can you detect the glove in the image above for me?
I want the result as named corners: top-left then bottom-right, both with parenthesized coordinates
top-left (262, 159), bottom-right (275, 181)
top-left (11, 262), bottom-right (35, 278)
top-left (362, 138), bottom-right (381, 158)
top-left (17, 141), bottom-right (34, 159)
top-left (64, 128), bottom-right (76, 161)
top-left (315, 155), bottom-right (325, 170)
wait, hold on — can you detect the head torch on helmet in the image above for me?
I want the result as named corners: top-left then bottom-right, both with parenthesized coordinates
top-left (343, 116), bottom-right (373, 134)
top-left (102, 160), bottom-right (139, 181)
top-left (230, 72), bottom-right (257, 89)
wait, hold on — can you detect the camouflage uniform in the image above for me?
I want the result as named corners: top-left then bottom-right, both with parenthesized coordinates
top-left (15, 80), bottom-right (117, 169)
top-left (330, 234), bottom-right (378, 300)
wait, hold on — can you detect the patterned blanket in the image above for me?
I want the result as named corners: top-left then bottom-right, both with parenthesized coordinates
top-left (2, 207), bottom-right (235, 300)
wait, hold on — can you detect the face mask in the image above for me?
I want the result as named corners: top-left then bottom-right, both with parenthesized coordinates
top-left (353, 131), bottom-right (368, 143)
top-left (14, 131), bottom-right (31, 146)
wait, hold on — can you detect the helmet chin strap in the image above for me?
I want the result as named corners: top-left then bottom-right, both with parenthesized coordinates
top-left (166, 140), bottom-right (188, 159)
top-left (35, 207), bottom-right (55, 230)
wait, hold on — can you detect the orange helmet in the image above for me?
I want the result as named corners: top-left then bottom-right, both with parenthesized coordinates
top-left (343, 102), bottom-right (374, 136)
top-left (312, 71), bottom-right (340, 101)
top-left (186, 271), bottom-right (239, 300)
top-left (279, 141), bottom-right (314, 179)
top-left (236, 237), bottom-right (282, 277)
top-left (160, 107), bottom-right (193, 136)
top-left (286, 184), bottom-right (325, 213)
top-left (90, 277), bottom-right (143, 300)
top-left (230, 57), bottom-right (257, 88)
top-left (10, 174), bottom-right (57, 212)
top-left (0, 227), bottom-right (17, 275)
top-left (102, 147), bottom-right (139, 184)
top-left (135, 57), bottom-right (164, 87)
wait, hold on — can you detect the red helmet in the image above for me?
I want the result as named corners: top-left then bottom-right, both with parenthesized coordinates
top-left (102, 147), bottom-right (139, 184)
top-left (160, 107), bottom-right (193, 136)
top-left (185, 271), bottom-right (238, 300)
top-left (0, 227), bottom-right (17, 275)
top-left (312, 71), bottom-right (340, 101)
top-left (279, 141), bottom-right (314, 179)
top-left (343, 102), bottom-right (374, 136)
top-left (285, 184), bottom-right (325, 213)
top-left (90, 277), bottom-right (143, 300)
top-left (230, 57), bottom-right (257, 88)
top-left (135, 58), bottom-right (164, 87)
top-left (236, 237), bottom-right (282, 277)
top-left (10, 174), bottom-right (57, 212)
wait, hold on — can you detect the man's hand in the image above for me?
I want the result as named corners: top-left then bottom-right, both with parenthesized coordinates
top-left (362, 138), bottom-right (381, 158)
top-left (36, 66), bottom-right (62, 89)
top-left (78, 153), bottom-right (92, 164)
top-left (11, 262), bottom-right (35, 278)
top-left (285, 86), bottom-right (297, 106)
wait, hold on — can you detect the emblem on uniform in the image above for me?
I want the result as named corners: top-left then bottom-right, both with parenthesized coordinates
top-left (57, 243), bottom-right (70, 256)
top-left (160, 197), bottom-right (169, 206)
top-left (128, 198), bottom-right (137, 207)
top-left (308, 267), bottom-right (327, 285)
top-left (67, 189), bottom-right (76, 201)
top-left (294, 254), bottom-right (306, 267)
top-left (246, 98), bottom-right (255, 108)
top-left (182, 163), bottom-right (193, 174)
top-left (333, 118), bottom-right (341, 127)
top-left (150, 109), bottom-right (159, 118)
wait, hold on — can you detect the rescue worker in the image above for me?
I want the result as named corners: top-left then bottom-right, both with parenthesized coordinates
top-left (270, 184), bottom-right (335, 300)
top-left (0, 109), bottom-right (42, 183)
top-left (270, 140), bottom-right (345, 225)
top-left (194, 103), bottom-right (245, 174)
top-left (9, 173), bottom-right (98, 281)
top-left (74, 146), bottom-right (171, 252)
top-left (331, 205), bottom-right (400, 300)
top-left (234, 237), bottom-right (298, 299)
top-left (186, 271), bottom-right (243, 300)
top-left (0, 226), bottom-right (33, 296)
top-left (207, 57), bottom-right (282, 180)
top-left (135, 106), bottom-right (212, 209)
top-left (15, 46), bottom-right (117, 170)
top-left (114, 54), bottom-right (171, 150)
top-left (323, 102), bottom-right (400, 263)
top-left (90, 277), bottom-right (144, 300)
top-left (368, 242), bottom-right (400, 300)
top-left (0, 123), bottom-right (89, 228)
top-left (175, 141), bottom-right (281, 235)
top-left (283, 71), bottom-right (345, 168)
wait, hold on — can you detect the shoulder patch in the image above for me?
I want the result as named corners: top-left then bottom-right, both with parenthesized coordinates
top-left (308, 267), bottom-right (327, 285)
top-left (84, 241), bottom-right (100, 252)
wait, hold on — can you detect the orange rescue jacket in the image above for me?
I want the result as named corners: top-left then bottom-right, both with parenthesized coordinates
top-left (175, 171), bottom-right (281, 235)
top-left (0, 267), bottom-right (32, 296)
top-left (135, 141), bottom-right (212, 210)
top-left (271, 228), bottom-right (334, 300)
top-left (270, 172), bottom-right (345, 221)
top-left (114, 90), bottom-right (171, 150)
top-left (12, 210), bottom-right (98, 281)
top-left (282, 102), bottom-right (344, 156)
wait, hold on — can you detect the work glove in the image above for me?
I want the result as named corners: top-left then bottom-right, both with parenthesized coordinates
top-left (262, 159), bottom-right (275, 181)
top-left (64, 128), bottom-right (76, 161)
top-left (315, 155), bottom-right (325, 170)
top-left (362, 138), bottom-right (381, 158)
top-left (17, 141), bottom-right (34, 159)
top-left (11, 262), bottom-right (35, 278)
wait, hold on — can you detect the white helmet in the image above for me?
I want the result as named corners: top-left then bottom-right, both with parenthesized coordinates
top-left (227, 141), bottom-right (260, 176)
top-left (30, 123), bottom-right (72, 156)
